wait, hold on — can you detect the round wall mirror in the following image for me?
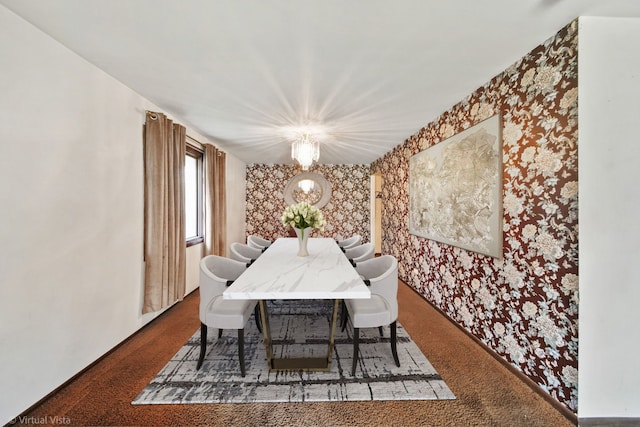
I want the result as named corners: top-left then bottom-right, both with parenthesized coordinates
top-left (284, 172), bottom-right (332, 208)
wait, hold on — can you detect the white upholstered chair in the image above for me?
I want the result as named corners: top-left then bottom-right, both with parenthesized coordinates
top-left (342, 255), bottom-right (400, 375)
top-left (229, 242), bottom-right (263, 266)
top-left (336, 234), bottom-right (361, 251)
top-left (247, 235), bottom-right (272, 251)
top-left (197, 255), bottom-right (261, 376)
top-left (344, 243), bottom-right (375, 266)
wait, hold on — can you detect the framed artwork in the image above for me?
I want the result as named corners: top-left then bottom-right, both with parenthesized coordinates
top-left (409, 114), bottom-right (503, 258)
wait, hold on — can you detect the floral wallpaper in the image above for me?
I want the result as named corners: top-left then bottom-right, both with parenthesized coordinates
top-left (245, 164), bottom-right (371, 243)
top-left (371, 21), bottom-right (579, 412)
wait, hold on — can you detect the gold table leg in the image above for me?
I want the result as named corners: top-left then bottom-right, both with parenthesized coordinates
top-left (259, 299), bottom-right (341, 371)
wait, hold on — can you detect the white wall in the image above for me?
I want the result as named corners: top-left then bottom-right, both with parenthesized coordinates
top-left (578, 16), bottom-right (640, 419)
top-left (186, 244), bottom-right (204, 293)
top-left (226, 154), bottom-right (247, 246)
top-left (0, 6), bottom-right (245, 424)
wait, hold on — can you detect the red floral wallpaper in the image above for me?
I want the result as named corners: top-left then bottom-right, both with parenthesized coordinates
top-left (371, 21), bottom-right (579, 412)
top-left (245, 164), bottom-right (371, 243)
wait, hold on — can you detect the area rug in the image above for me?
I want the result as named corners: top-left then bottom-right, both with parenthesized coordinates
top-left (132, 300), bottom-right (455, 404)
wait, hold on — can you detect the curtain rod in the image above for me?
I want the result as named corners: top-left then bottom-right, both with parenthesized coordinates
top-left (146, 110), bottom-right (224, 155)
top-left (187, 134), bottom-right (225, 156)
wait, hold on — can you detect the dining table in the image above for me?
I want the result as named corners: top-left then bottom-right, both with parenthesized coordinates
top-left (223, 237), bottom-right (371, 371)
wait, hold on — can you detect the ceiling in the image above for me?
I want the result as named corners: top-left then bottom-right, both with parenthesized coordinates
top-left (3, 0), bottom-right (640, 166)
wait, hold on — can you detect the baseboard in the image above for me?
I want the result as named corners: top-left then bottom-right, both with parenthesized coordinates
top-left (401, 280), bottom-right (578, 426)
top-left (579, 418), bottom-right (640, 427)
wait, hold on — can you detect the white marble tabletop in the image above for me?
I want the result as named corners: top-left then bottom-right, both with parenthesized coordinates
top-left (223, 237), bottom-right (371, 300)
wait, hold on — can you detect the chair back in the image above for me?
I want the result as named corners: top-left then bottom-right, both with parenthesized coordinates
top-left (229, 242), bottom-right (263, 264)
top-left (344, 243), bottom-right (375, 263)
top-left (354, 255), bottom-right (399, 321)
top-left (247, 235), bottom-right (272, 250)
top-left (337, 234), bottom-right (361, 249)
top-left (199, 255), bottom-right (248, 321)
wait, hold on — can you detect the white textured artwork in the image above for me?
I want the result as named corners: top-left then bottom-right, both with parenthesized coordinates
top-left (409, 115), bottom-right (502, 258)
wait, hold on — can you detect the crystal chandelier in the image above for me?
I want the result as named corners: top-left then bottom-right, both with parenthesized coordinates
top-left (291, 133), bottom-right (319, 170)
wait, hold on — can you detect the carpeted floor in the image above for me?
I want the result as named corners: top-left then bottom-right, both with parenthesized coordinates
top-left (133, 300), bottom-right (454, 405)
top-left (11, 281), bottom-right (577, 426)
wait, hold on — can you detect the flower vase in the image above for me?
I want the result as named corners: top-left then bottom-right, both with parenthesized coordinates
top-left (294, 227), bottom-right (311, 257)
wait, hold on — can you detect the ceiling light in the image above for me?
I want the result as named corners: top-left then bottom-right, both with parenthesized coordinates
top-left (291, 133), bottom-right (319, 170)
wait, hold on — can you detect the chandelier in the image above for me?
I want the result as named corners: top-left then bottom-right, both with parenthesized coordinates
top-left (291, 133), bottom-right (319, 170)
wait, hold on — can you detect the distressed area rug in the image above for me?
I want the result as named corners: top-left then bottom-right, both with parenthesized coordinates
top-left (132, 300), bottom-right (455, 404)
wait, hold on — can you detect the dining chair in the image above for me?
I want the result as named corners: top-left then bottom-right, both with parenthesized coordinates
top-left (344, 242), bottom-right (375, 266)
top-left (197, 255), bottom-right (261, 376)
top-left (229, 242), bottom-right (263, 266)
top-left (336, 234), bottom-right (361, 251)
top-left (342, 255), bottom-right (400, 375)
top-left (247, 235), bottom-right (272, 251)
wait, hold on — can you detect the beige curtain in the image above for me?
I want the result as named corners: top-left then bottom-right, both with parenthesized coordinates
top-left (142, 111), bottom-right (186, 314)
top-left (204, 144), bottom-right (227, 256)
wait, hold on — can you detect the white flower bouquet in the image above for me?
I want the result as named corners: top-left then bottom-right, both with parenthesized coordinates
top-left (281, 201), bottom-right (326, 231)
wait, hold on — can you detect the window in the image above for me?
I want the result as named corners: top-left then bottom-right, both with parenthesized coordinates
top-left (185, 143), bottom-right (204, 246)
